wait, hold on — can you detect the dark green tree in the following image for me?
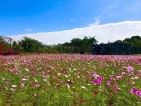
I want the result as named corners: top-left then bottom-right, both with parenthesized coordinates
top-left (123, 35), bottom-right (141, 54)
top-left (18, 37), bottom-right (46, 53)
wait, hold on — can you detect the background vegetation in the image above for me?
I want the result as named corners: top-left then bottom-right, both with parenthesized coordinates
top-left (0, 35), bottom-right (141, 54)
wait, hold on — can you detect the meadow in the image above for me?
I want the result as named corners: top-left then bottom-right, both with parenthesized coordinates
top-left (0, 54), bottom-right (141, 106)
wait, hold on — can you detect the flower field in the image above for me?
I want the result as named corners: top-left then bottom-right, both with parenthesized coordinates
top-left (0, 54), bottom-right (141, 106)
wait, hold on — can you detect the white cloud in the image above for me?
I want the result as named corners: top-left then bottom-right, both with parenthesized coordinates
top-left (9, 21), bottom-right (141, 45)
top-left (25, 28), bottom-right (33, 32)
top-left (89, 19), bottom-right (100, 26)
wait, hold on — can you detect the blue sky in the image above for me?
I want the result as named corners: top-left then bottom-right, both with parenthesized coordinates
top-left (0, 0), bottom-right (141, 36)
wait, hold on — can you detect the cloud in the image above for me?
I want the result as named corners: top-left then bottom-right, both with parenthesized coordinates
top-left (25, 28), bottom-right (33, 32)
top-left (89, 19), bottom-right (100, 26)
top-left (9, 21), bottom-right (141, 45)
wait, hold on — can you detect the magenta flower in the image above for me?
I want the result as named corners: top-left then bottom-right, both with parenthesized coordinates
top-left (56, 80), bottom-right (63, 87)
top-left (112, 90), bottom-right (118, 94)
top-left (92, 72), bottom-right (103, 80)
top-left (130, 88), bottom-right (141, 98)
top-left (20, 82), bottom-right (25, 88)
top-left (5, 81), bottom-right (10, 85)
top-left (92, 72), bottom-right (100, 79)
top-left (31, 82), bottom-right (40, 87)
top-left (135, 90), bottom-right (141, 98)
top-left (98, 76), bottom-right (103, 81)
top-left (31, 70), bottom-right (37, 75)
top-left (34, 84), bottom-right (40, 87)
top-left (130, 88), bottom-right (136, 94)
top-left (127, 65), bottom-right (134, 72)
top-left (106, 81), bottom-right (111, 86)
top-left (114, 84), bottom-right (119, 89)
top-left (92, 79), bottom-right (102, 85)
top-left (41, 71), bottom-right (46, 77)
top-left (92, 72), bottom-right (103, 85)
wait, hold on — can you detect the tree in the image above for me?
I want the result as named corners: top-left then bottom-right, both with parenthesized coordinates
top-left (18, 37), bottom-right (46, 53)
top-left (123, 35), bottom-right (141, 54)
top-left (70, 38), bottom-right (82, 47)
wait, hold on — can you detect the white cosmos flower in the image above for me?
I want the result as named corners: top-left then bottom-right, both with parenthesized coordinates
top-left (66, 84), bottom-right (70, 88)
top-left (87, 84), bottom-right (91, 86)
top-left (80, 86), bottom-right (86, 89)
top-left (122, 85), bottom-right (126, 87)
top-left (43, 78), bottom-right (47, 82)
top-left (131, 81), bottom-right (135, 84)
top-left (1, 77), bottom-right (5, 80)
top-left (10, 88), bottom-right (15, 91)
top-left (135, 76), bottom-right (138, 79)
top-left (64, 75), bottom-right (68, 77)
top-left (22, 78), bottom-right (28, 81)
top-left (130, 76), bottom-right (138, 80)
top-left (25, 68), bottom-right (29, 72)
top-left (12, 85), bottom-right (17, 88)
top-left (34, 79), bottom-right (38, 82)
top-left (58, 73), bottom-right (61, 76)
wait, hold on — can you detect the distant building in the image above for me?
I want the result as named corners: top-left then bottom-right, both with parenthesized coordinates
top-left (92, 43), bottom-right (130, 55)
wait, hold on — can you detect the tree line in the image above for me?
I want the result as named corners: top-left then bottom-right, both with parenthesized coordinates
top-left (0, 35), bottom-right (141, 54)
top-left (114, 36), bottom-right (141, 54)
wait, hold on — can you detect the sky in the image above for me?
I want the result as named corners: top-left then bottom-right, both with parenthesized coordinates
top-left (10, 21), bottom-right (141, 45)
top-left (0, 0), bottom-right (141, 36)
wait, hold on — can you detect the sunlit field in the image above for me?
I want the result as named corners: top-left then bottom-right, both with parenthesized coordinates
top-left (0, 54), bottom-right (141, 106)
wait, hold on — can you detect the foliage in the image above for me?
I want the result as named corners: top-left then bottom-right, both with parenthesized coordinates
top-left (1, 35), bottom-right (141, 54)
top-left (60, 36), bottom-right (97, 54)
top-left (18, 37), bottom-right (47, 53)
top-left (0, 36), bottom-right (11, 49)
top-left (123, 36), bottom-right (141, 54)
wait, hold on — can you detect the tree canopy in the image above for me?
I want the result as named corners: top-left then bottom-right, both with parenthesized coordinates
top-left (1, 35), bottom-right (141, 54)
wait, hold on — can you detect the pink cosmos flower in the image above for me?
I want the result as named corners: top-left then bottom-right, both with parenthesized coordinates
top-left (130, 88), bottom-right (141, 98)
top-left (56, 80), bottom-right (63, 87)
top-left (5, 81), bottom-right (10, 85)
top-left (92, 72), bottom-right (103, 85)
top-left (127, 65), bottom-right (134, 72)
top-left (34, 84), bottom-right (40, 87)
top-left (114, 84), bottom-right (119, 89)
top-left (137, 70), bottom-right (141, 73)
top-left (92, 72), bottom-right (100, 79)
top-left (106, 81), bottom-right (111, 86)
top-left (112, 90), bottom-right (118, 94)
top-left (31, 82), bottom-right (40, 87)
top-left (135, 90), bottom-right (141, 98)
top-left (20, 82), bottom-right (25, 88)
top-left (75, 93), bottom-right (79, 97)
top-left (121, 72), bottom-right (126, 75)
top-left (31, 70), bottom-right (37, 75)
top-left (130, 88), bottom-right (136, 94)
top-left (92, 79), bottom-right (102, 85)
top-left (41, 71), bottom-right (46, 77)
